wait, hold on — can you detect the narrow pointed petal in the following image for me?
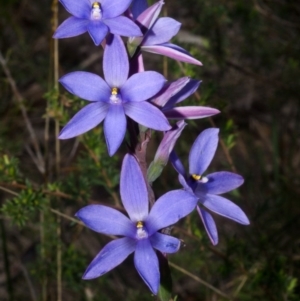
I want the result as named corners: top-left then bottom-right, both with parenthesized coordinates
top-left (87, 21), bottom-right (108, 46)
top-left (170, 151), bottom-right (186, 177)
top-left (121, 71), bottom-right (166, 102)
top-left (197, 206), bottom-right (218, 245)
top-left (142, 43), bottom-right (203, 66)
top-left (151, 77), bottom-right (190, 107)
top-left (150, 232), bottom-right (180, 254)
top-left (104, 16), bottom-right (142, 37)
top-left (103, 34), bottom-right (129, 87)
top-left (143, 18), bottom-right (181, 46)
top-left (120, 154), bottom-right (149, 222)
top-left (202, 194), bottom-right (250, 225)
top-left (59, 102), bottom-right (109, 139)
top-left (59, 0), bottom-right (90, 19)
top-left (164, 106), bottom-right (220, 120)
top-left (124, 101), bottom-right (171, 131)
top-left (154, 120), bottom-right (186, 163)
top-left (189, 128), bottom-right (219, 176)
top-left (59, 71), bottom-right (111, 102)
top-left (196, 172), bottom-right (244, 195)
top-left (129, 52), bottom-right (145, 75)
top-left (75, 205), bottom-right (136, 237)
top-left (134, 239), bottom-right (159, 294)
top-left (83, 238), bottom-right (136, 279)
top-left (102, 0), bottom-right (132, 19)
top-left (146, 190), bottom-right (198, 235)
top-left (132, 0), bottom-right (152, 20)
top-left (53, 17), bottom-right (88, 39)
top-left (104, 104), bottom-right (126, 156)
top-left (163, 79), bottom-right (201, 109)
top-left (178, 174), bottom-right (192, 192)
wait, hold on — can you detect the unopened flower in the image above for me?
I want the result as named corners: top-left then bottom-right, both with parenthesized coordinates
top-left (130, 1), bottom-right (202, 65)
top-left (54, 0), bottom-right (142, 45)
top-left (171, 128), bottom-right (249, 245)
top-left (151, 77), bottom-right (220, 120)
top-left (76, 154), bottom-right (198, 294)
top-left (59, 35), bottom-right (171, 156)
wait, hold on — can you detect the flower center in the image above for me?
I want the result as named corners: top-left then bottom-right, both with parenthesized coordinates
top-left (191, 174), bottom-right (208, 183)
top-left (136, 221), bottom-right (148, 239)
top-left (91, 2), bottom-right (102, 20)
top-left (109, 87), bottom-right (121, 104)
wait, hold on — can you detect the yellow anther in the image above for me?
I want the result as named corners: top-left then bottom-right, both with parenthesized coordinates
top-left (136, 221), bottom-right (144, 228)
top-left (191, 174), bottom-right (202, 181)
top-left (92, 2), bottom-right (100, 9)
top-left (111, 87), bottom-right (119, 95)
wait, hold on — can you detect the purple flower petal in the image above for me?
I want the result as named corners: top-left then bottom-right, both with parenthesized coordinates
top-left (59, 102), bottom-right (109, 139)
top-left (197, 206), bottom-right (218, 245)
top-left (150, 232), bottom-right (180, 254)
top-left (132, 0), bottom-right (151, 20)
top-left (59, 0), bottom-right (90, 19)
top-left (103, 16), bottom-right (142, 37)
top-left (102, 0), bottom-right (132, 19)
top-left (87, 21), bottom-right (108, 46)
top-left (142, 43), bottom-right (203, 66)
top-left (134, 239), bottom-right (159, 294)
top-left (143, 17), bottom-right (181, 46)
top-left (104, 104), bottom-right (126, 156)
top-left (178, 174), bottom-right (192, 192)
top-left (154, 120), bottom-right (186, 163)
top-left (151, 77), bottom-right (190, 107)
top-left (120, 154), bottom-right (149, 222)
top-left (75, 205), bottom-right (135, 237)
top-left (124, 101), bottom-right (171, 131)
top-left (59, 71), bottom-right (111, 102)
top-left (53, 17), bottom-right (89, 39)
top-left (170, 151), bottom-right (186, 177)
top-left (103, 34), bottom-right (129, 87)
top-left (189, 128), bottom-right (219, 176)
top-left (163, 79), bottom-right (201, 109)
top-left (196, 172), bottom-right (244, 195)
top-left (146, 190), bottom-right (198, 235)
top-left (202, 194), bottom-right (250, 225)
top-left (83, 237), bottom-right (136, 279)
top-left (164, 106), bottom-right (220, 120)
top-left (121, 71), bottom-right (166, 102)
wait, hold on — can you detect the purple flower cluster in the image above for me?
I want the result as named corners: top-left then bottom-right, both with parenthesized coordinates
top-left (54, 0), bottom-right (249, 295)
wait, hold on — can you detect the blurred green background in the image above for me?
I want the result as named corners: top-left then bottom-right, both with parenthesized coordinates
top-left (0, 0), bottom-right (299, 300)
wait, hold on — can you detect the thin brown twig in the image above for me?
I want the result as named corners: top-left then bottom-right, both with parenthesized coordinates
top-left (169, 261), bottom-right (234, 300)
top-left (0, 52), bottom-right (45, 174)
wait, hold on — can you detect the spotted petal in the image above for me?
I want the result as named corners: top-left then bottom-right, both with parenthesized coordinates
top-left (120, 154), bottom-right (149, 222)
top-left (150, 232), bottom-right (181, 254)
top-left (134, 239), bottom-right (159, 294)
top-left (83, 237), bottom-right (136, 279)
